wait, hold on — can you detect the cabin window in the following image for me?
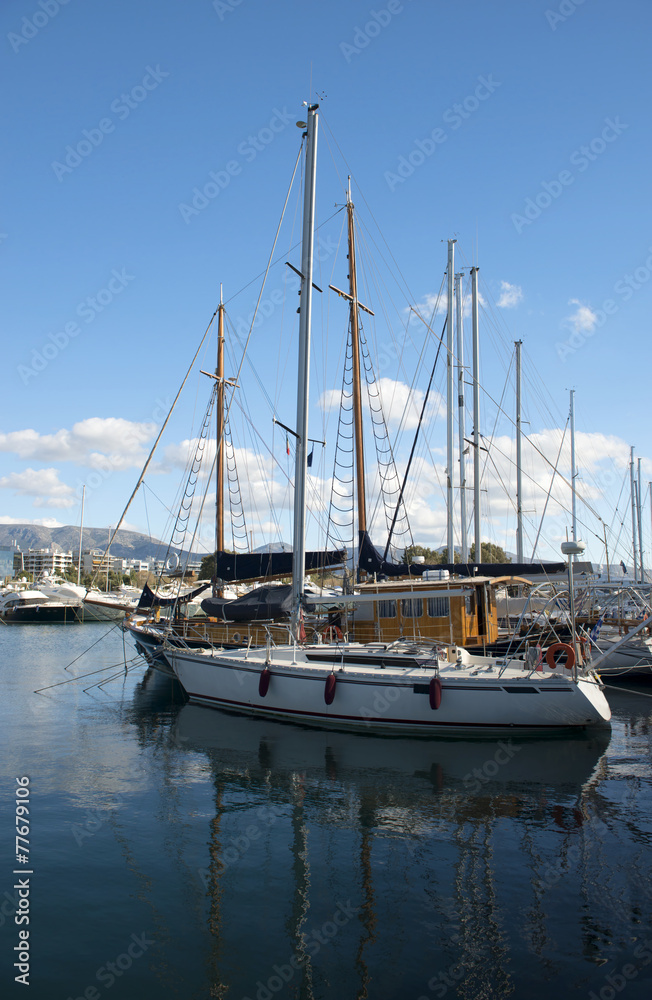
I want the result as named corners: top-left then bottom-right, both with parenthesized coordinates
top-left (401, 598), bottom-right (423, 618)
top-left (378, 600), bottom-right (397, 618)
top-left (465, 592), bottom-right (476, 616)
top-left (427, 596), bottom-right (450, 618)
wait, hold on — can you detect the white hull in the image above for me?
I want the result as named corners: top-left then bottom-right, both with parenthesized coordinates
top-left (594, 634), bottom-right (652, 675)
top-left (167, 643), bottom-right (611, 736)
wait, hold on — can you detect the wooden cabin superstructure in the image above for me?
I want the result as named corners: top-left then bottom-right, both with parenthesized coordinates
top-left (335, 575), bottom-right (502, 646)
top-left (128, 573), bottom-right (535, 659)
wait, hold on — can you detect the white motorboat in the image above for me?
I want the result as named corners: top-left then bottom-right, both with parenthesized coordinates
top-left (0, 588), bottom-right (81, 624)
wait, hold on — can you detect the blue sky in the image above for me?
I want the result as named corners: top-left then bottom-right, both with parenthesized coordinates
top-left (1, 0), bottom-right (650, 567)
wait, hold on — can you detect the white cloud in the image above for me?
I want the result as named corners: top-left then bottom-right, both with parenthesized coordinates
top-left (0, 468), bottom-right (77, 508)
top-left (564, 299), bottom-right (598, 334)
top-left (0, 418), bottom-right (156, 469)
top-left (411, 292), bottom-right (447, 319)
top-left (319, 389), bottom-right (343, 413)
top-left (377, 378), bottom-right (444, 430)
top-left (409, 285), bottom-right (488, 328)
top-left (0, 515), bottom-right (65, 527)
top-left (496, 281), bottom-right (523, 308)
top-left (320, 380), bottom-right (443, 431)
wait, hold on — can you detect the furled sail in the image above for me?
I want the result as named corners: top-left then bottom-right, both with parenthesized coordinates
top-left (137, 582), bottom-right (209, 609)
top-left (358, 531), bottom-right (565, 579)
top-left (213, 547), bottom-right (346, 584)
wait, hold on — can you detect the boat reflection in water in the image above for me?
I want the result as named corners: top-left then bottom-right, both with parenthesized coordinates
top-left (163, 695), bottom-right (652, 1000)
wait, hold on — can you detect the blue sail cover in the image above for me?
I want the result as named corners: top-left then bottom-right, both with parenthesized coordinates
top-left (137, 582), bottom-right (208, 609)
top-left (213, 547), bottom-right (346, 584)
top-left (358, 531), bottom-right (565, 579)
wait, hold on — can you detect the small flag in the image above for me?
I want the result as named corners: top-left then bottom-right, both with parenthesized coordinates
top-left (286, 434), bottom-right (290, 456)
top-left (621, 560), bottom-right (627, 575)
top-left (307, 448), bottom-right (314, 468)
top-left (590, 615), bottom-right (604, 642)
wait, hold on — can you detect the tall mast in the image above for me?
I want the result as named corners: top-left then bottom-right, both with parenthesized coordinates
top-left (649, 480), bottom-right (652, 584)
top-left (470, 266), bottom-right (481, 562)
top-left (455, 271), bottom-right (467, 562)
top-left (77, 484), bottom-right (85, 586)
top-left (292, 103), bottom-right (319, 631)
top-left (630, 446), bottom-right (638, 582)
top-left (446, 239), bottom-right (456, 562)
top-left (637, 457), bottom-right (644, 582)
top-left (213, 290), bottom-right (225, 598)
top-left (346, 178), bottom-right (367, 540)
top-left (515, 340), bottom-right (523, 563)
top-left (569, 389), bottom-right (578, 559)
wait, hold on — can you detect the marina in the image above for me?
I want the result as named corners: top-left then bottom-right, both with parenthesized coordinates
top-left (2, 2), bottom-right (651, 997)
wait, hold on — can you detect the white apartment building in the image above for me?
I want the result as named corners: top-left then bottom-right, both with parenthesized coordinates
top-left (80, 549), bottom-right (116, 575)
top-left (24, 548), bottom-right (73, 576)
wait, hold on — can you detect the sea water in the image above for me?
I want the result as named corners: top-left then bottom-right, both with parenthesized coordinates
top-left (0, 623), bottom-right (651, 999)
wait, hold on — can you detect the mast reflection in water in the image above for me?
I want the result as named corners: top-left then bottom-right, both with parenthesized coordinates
top-left (1, 626), bottom-right (651, 999)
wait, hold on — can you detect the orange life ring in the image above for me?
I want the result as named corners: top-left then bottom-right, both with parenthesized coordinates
top-left (322, 624), bottom-right (343, 643)
top-left (545, 642), bottom-right (575, 671)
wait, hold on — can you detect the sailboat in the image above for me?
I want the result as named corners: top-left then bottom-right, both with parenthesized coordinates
top-left (162, 104), bottom-right (611, 735)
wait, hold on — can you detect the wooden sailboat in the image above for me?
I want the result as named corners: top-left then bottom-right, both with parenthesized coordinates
top-left (163, 104), bottom-right (611, 735)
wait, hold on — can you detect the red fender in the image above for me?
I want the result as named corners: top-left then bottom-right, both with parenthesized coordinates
top-left (429, 676), bottom-right (442, 710)
top-left (325, 673), bottom-right (337, 705)
top-left (258, 667), bottom-right (271, 698)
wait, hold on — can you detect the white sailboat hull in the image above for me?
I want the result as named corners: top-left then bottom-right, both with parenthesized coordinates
top-left (594, 633), bottom-right (652, 675)
top-left (167, 644), bottom-right (611, 735)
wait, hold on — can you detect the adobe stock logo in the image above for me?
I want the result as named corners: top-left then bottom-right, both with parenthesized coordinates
top-left (51, 67), bottom-right (169, 181)
top-left (7, 0), bottom-right (72, 54)
top-left (510, 117), bottom-right (628, 234)
top-left (383, 75), bottom-right (501, 192)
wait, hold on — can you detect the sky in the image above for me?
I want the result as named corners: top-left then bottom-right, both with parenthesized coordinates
top-left (1, 0), bottom-right (651, 569)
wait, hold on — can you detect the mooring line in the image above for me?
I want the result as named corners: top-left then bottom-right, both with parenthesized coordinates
top-left (603, 681), bottom-right (652, 699)
top-left (64, 623), bottom-right (122, 672)
top-left (84, 662), bottom-right (141, 693)
top-left (34, 654), bottom-right (142, 694)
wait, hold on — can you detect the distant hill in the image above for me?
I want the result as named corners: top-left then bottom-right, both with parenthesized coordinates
top-left (0, 523), bottom-right (176, 562)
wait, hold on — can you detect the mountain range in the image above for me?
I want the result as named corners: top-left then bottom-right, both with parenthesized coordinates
top-left (0, 523), bottom-right (172, 562)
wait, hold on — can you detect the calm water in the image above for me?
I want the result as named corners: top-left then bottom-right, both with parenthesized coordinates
top-left (1, 623), bottom-right (651, 1000)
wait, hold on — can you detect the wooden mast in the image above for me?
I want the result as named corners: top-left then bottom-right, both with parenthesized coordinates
top-left (216, 290), bottom-right (225, 555)
top-left (329, 179), bottom-right (375, 577)
top-left (346, 178), bottom-right (367, 539)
